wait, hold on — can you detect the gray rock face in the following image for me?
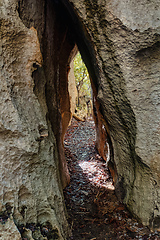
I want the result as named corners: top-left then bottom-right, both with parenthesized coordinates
top-left (107, 0), bottom-right (160, 31)
top-left (0, 0), bottom-right (69, 239)
top-left (69, 0), bottom-right (160, 229)
top-left (0, 0), bottom-right (160, 238)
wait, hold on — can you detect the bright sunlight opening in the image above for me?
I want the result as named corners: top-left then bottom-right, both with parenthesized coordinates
top-left (73, 52), bottom-right (92, 120)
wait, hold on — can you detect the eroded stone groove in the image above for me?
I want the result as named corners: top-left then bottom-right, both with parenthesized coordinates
top-left (61, 0), bottom-right (160, 229)
top-left (0, 0), bottom-right (70, 239)
top-left (0, 0), bottom-right (160, 239)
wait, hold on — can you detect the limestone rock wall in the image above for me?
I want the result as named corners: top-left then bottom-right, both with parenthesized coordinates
top-left (1, 0), bottom-right (160, 238)
top-left (67, 0), bottom-right (160, 228)
top-left (0, 0), bottom-right (70, 239)
top-left (61, 46), bottom-right (78, 144)
top-left (68, 47), bottom-right (78, 119)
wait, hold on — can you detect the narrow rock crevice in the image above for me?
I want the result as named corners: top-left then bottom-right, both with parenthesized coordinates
top-left (1, 0), bottom-right (160, 239)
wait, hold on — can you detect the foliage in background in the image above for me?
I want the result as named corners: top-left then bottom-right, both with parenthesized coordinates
top-left (74, 52), bottom-right (91, 111)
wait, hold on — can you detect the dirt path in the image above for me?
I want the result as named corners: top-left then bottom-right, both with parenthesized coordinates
top-left (64, 119), bottom-right (160, 240)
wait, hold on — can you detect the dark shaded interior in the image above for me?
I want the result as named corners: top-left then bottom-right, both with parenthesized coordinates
top-left (17, 0), bottom-right (114, 188)
top-left (11, 0), bottom-right (160, 236)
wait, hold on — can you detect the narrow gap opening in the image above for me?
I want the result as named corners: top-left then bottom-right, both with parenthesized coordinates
top-left (65, 50), bottom-right (115, 187)
top-left (73, 52), bottom-right (92, 121)
top-left (63, 51), bottom-right (116, 239)
top-left (10, 1), bottom-right (160, 239)
top-left (56, 1), bottom-right (152, 238)
top-left (62, 46), bottom-right (152, 240)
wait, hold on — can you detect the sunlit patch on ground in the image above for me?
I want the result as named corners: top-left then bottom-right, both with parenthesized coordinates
top-left (64, 118), bottom-right (160, 240)
top-left (78, 159), bottom-right (115, 190)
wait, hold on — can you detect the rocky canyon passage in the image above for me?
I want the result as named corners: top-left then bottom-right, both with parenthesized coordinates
top-left (63, 118), bottom-right (160, 240)
top-left (1, 0), bottom-right (160, 238)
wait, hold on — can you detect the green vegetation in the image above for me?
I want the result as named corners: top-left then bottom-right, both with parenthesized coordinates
top-left (74, 52), bottom-right (92, 117)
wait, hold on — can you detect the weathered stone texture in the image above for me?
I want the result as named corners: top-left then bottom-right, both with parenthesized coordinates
top-left (68, 59), bottom-right (77, 117)
top-left (0, 0), bottom-right (69, 239)
top-left (69, 0), bottom-right (160, 228)
top-left (0, 0), bottom-right (160, 238)
top-left (0, 218), bottom-right (21, 240)
top-left (61, 54), bottom-right (78, 143)
top-left (107, 0), bottom-right (160, 31)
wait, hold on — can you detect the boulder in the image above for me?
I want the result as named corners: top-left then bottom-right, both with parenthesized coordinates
top-left (68, 0), bottom-right (160, 228)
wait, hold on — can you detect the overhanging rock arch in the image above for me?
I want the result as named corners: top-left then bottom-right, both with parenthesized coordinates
top-left (0, 0), bottom-right (160, 238)
top-left (57, 0), bottom-right (160, 230)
